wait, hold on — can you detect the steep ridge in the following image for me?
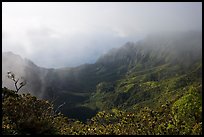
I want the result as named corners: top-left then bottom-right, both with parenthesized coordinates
top-left (2, 31), bottom-right (202, 121)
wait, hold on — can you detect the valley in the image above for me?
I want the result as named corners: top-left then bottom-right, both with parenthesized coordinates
top-left (2, 31), bottom-right (202, 134)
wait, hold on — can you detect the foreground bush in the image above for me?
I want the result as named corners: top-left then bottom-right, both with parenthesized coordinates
top-left (2, 87), bottom-right (68, 135)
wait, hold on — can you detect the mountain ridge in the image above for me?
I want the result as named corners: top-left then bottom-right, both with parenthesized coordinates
top-left (2, 31), bottom-right (202, 121)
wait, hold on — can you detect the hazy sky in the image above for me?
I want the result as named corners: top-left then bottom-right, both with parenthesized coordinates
top-left (2, 2), bottom-right (202, 68)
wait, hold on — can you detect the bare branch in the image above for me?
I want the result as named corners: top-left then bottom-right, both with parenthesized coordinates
top-left (7, 71), bottom-right (26, 93)
top-left (54, 102), bottom-right (66, 114)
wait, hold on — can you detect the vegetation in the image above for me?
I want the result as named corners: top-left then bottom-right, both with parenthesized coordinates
top-left (2, 55), bottom-right (202, 135)
top-left (2, 32), bottom-right (202, 135)
top-left (2, 67), bottom-right (202, 135)
top-left (2, 86), bottom-right (202, 135)
top-left (2, 87), bottom-right (63, 135)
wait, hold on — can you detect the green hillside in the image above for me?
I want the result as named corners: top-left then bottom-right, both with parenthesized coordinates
top-left (2, 31), bottom-right (202, 135)
top-left (43, 32), bottom-right (202, 121)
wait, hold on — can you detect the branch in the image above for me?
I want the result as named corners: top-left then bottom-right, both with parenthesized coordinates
top-left (54, 102), bottom-right (66, 114)
top-left (14, 78), bottom-right (19, 93)
top-left (7, 71), bottom-right (26, 93)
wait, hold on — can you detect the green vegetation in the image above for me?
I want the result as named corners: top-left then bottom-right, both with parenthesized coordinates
top-left (2, 61), bottom-right (202, 135)
top-left (2, 32), bottom-right (202, 135)
top-left (2, 87), bottom-right (66, 135)
top-left (2, 87), bottom-right (202, 135)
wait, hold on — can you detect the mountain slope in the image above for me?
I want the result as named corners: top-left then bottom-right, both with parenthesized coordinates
top-left (82, 32), bottom-right (202, 111)
top-left (2, 31), bottom-right (202, 121)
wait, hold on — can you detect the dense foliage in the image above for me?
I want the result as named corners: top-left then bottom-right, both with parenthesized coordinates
top-left (2, 84), bottom-right (202, 135)
top-left (2, 87), bottom-right (68, 135)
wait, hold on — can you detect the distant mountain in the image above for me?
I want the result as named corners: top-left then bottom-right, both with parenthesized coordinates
top-left (2, 31), bottom-right (202, 121)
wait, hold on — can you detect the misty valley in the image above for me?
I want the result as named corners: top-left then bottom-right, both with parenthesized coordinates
top-left (2, 31), bottom-right (202, 135)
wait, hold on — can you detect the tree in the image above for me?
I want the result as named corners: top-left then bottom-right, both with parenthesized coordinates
top-left (7, 71), bottom-right (26, 93)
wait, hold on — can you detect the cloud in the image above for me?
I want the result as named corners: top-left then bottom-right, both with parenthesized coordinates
top-left (2, 2), bottom-right (202, 68)
top-left (23, 26), bottom-right (131, 68)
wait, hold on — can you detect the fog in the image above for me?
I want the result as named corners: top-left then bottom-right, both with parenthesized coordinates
top-left (2, 2), bottom-right (202, 68)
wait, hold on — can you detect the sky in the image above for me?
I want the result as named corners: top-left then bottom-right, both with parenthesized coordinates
top-left (2, 2), bottom-right (202, 68)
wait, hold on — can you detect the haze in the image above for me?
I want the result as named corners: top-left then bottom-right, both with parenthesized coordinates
top-left (2, 2), bottom-right (202, 68)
